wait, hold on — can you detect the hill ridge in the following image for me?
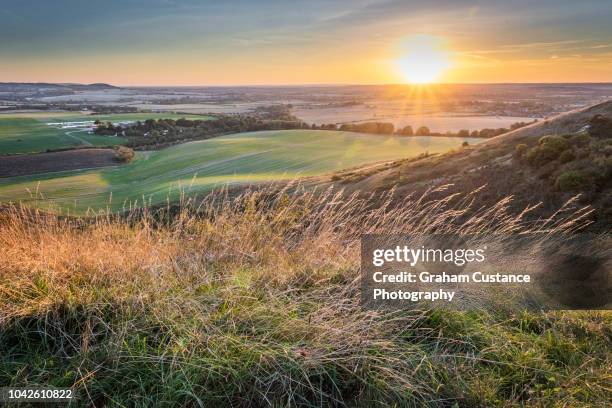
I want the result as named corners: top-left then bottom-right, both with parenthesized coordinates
top-left (325, 99), bottom-right (612, 230)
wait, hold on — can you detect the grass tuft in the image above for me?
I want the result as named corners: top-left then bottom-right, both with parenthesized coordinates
top-left (0, 186), bottom-right (609, 406)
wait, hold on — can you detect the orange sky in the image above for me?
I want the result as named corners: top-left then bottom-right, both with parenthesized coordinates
top-left (1, 1), bottom-right (611, 85)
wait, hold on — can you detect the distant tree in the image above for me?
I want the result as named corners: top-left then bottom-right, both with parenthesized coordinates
top-left (415, 126), bottom-right (430, 136)
top-left (510, 121), bottom-right (530, 130)
top-left (457, 129), bottom-right (470, 138)
top-left (144, 119), bottom-right (156, 130)
top-left (114, 146), bottom-right (135, 163)
top-left (478, 128), bottom-right (496, 138)
top-left (337, 122), bottom-right (394, 134)
top-left (176, 118), bottom-right (193, 127)
top-left (397, 125), bottom-right (413, 136)
top-left (378, 122), bottom-right (394, 134)
top-left (495, 127), bottom-right (509, 136)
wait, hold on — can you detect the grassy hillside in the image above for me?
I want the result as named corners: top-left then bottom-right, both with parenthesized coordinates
top-left (326, 101), bottom-right (612, 230)
top-left (1, 105), bottom-right (609, 406)
top-left (0, 112), bottom-right (210, 154)
top-left (0, 189), bottom-right (609, 407)
top-left (0, 130), bottom-right (478, 213)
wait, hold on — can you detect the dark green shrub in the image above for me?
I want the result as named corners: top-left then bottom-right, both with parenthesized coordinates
top-left (588, 114), bottom-right (612, 139)
top-left (555, 171), bottom-right (593, 192)
top-left (525, 148), bottom-right (538, 165)
top-left (559, 149), bottom-right (576, 163)
top-left (526, 145), bottom-right (560, 167)
top-left (575, 148), bottom-right (591, 159)
top-left (515, 143), bottom-right (528, 157)
top-left (605, 157), bottom-right (612, 177)
top-left (601, 192), bottom-right (612, 218)
top-left (570, 133), bottom-right (591, 147)
top-left (527, 136), bottom-right (572, 167)
top-left (594, 156), bottom-right (612, 177)
top-left (538, 135), bottom-right (570, 152)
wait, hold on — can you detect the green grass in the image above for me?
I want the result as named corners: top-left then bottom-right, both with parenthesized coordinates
top-left (0, 130), bottom-right (480, 213)
top-left (0, 188), bottom-right (609, 406)
top-left (0, 112), bottom-right (211, 154)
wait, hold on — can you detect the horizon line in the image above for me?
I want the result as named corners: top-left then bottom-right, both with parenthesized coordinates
top-left (3, 81), bottom-right (612, 88)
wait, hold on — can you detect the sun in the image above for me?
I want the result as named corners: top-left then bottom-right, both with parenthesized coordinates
top-left (396, 35), bottom-right (451, 84)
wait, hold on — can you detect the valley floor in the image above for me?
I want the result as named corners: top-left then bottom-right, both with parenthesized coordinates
top-left (0, 130), bottom-right (479, 213)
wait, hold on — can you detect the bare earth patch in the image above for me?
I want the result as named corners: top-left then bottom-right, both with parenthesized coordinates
top-left (0, 148), bottom-right (117, 178)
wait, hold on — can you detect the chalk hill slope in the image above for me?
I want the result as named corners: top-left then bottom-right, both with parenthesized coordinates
top-left (328, 100), bottom-right (612, 230)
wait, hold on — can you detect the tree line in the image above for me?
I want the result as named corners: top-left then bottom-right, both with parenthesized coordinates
top-left (94, 112), bottom-right (537, 151)
top-left (310, 120), bottom-right (535, 138)
top-left (95, 115), bottom-right (310, 149)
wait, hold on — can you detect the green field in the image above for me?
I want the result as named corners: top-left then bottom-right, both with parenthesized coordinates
top-left (0, 112), bottom-right (211, 154)
top-left (0, 130), bottom-right (479, 213)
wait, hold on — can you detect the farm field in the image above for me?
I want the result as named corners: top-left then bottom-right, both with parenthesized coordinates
top-left (294, 105), bottom-right (537, 132)
top-left (0, 112), bottom-right (211, 154)
top-left (0, 148), bottom-right (117, 177)
top-left (0, 129), bottom-right (480, 213)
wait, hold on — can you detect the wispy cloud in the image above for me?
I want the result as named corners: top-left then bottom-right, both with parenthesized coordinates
top-left (1, 0), bottom-right (612, 83)
top-left (499, 39), bottom-right (588, 50)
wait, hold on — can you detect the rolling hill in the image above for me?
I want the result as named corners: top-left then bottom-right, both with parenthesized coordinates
top-left (0, 130), bottom-right (478, 213)
top-left (1, 102), bottom-right (610, 407)
top-left (326, 100), bottom-right (612, 230)
top-left (0, 112), bottom-right (210, 154)
top-left (0, 82), bottom-right (118, 94)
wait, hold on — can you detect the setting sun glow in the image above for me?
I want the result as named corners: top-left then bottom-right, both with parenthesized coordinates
top-left (397, 35), bottom-right (451, 84)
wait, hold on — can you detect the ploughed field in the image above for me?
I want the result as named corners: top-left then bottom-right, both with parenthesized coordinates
top-left (0, 112), bottom-right (210, 154)
top-left (0, 130), bottom-right (479, 213)
top-left (0, 148), bottom-right (117, 178)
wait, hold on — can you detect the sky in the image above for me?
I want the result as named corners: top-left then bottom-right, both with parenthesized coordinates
top-left (1, 0), bottom-right (612, 85)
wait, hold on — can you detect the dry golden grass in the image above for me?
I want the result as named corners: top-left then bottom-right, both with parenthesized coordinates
top-left (0, 185), bottom-right (609, 407)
